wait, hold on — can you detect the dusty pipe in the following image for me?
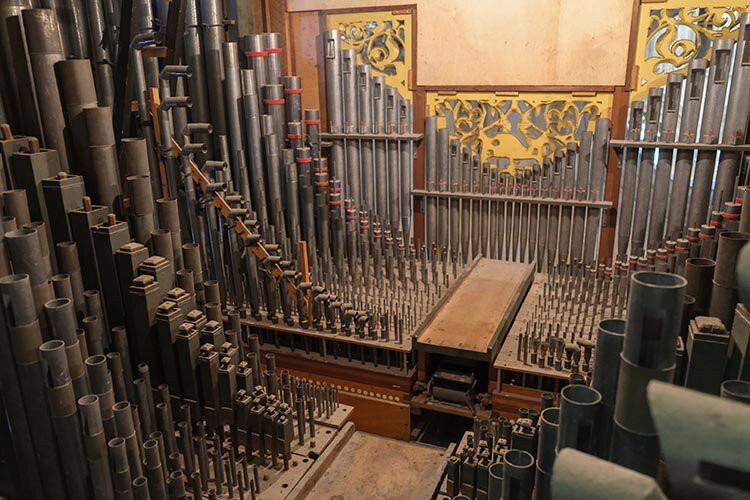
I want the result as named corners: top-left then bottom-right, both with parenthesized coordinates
top-left (357, 65), bottom-right (375, 212)
top-left (437, 127), bottom-right (449, 249)
top-left (200, 0), bottom-right (228, 151)
top-left (23, 9), bottom-right (69, 170)
top-left (712, 17), bottom-right (750, 209)
top-left (591, 319), bottom-right (625, 459)
top-left (684, 257), bottom-right (715, 316)
top-left (612, 271), bottom-right (685, 476)
top-left (709, 231), bottom-right (750, 329)
top-left (373, 76), bottom-right (388, 220)
top-left (387, 88), bottom-right (401, 232)
top-left (223, 42), bottom-right (251, 203)
top-left (40, 339), bottom-right (90, 499)
top-left (631, 90), bottom-right (662, 254)
top-left (687, 40), bottom-right (732, 228)
top-left (501, 449), bottom-right (535, 500)
top-left (667, 60), bottom-right (707, 239)
top-left (534, 407), bottom-right (560, 500)
top-left (0, 273), bottom-right (64, 498)
top-left (79, 394), bottom-right (116, 500)
top-left (557, 384), bottom-right (601, 455)
top-left (648, 74), bottom-right (683, 247)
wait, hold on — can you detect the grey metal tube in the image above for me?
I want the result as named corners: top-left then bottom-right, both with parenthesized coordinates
top-left (501, 449), bottom-right (535, 500)
top-left (648, 74), bottom-right (683, 247)
top-left (323, 30), bottom-right (343, 132)
top-left (79, 394), bottom-right (116, 500)
top-left (557, 384), bottom-right (601, 455)
top-left (224, 42), bottom-right (251, 203)
top-left (400, 99), bottom-right (413, 238)
top-left (687, 40), bottom-right (732, 228)
top-left (449, 139), bottom-right (461, 253)
top-left (342, 50), bottom-right (361, 205)
top-left (684, 257), bottom-right (715, 316)
top-left (184, 0), bottom-right (212, 159)
top-left (284, 75), bottom-right (303, 124)
top-left (534, 407), bottom-right (559, 500)
top-left (559, 162), bottom-right (575, 264)
top-left (591, 319), bottom-right (625, 459)
top-left (241, 70), bottom-right (269, 230)
top-left (357, 65), bottom-right (375, 212)
top-left (40, 339), bottom-right (90, 499)
top-left (23, 9), bottom-right (69, 171)
top-left (612, 271), bottom-right (685, 476)
top-left (0, 273), bottom-right (64, 498)
top-left (437, 128), bottom-right (449, 249)
top-left (583, 118), bottom-right (609, 263)
top-left (632, 90), bottom-right (662, 254)
top-left (574, 132), bottom-right (593, 260)
top-left (84, 0), bottom-right (114, 106)
top-left (373, 77), bottom-right (388, 220)
top-left (667, 60), bottom-right (707, 238)
top-left (200, 0), bottom-right (228, 151)
top-left (488, 462), bottom-right (503, 500)
top-left (387, 88), bottom-right (401, 233)
top-left (709, 231), bottom-right (750, 329)
top-left (264, 32), bottom-right (282, 85)
top-left (0, 0), bottom-right (34, 131)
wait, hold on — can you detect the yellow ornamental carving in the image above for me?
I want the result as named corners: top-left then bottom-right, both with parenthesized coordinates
top-left (327, 11), bottom-right (412, 99)
top-left (633, 1), bottom-right (749, 100)
top-left (427, 92), bottom-right (613, 175)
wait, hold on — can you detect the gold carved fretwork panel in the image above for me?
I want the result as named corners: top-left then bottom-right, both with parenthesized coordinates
top-left (427, 92), bottom-right (613, 174)
top-left (633, 1), bottom-right (750, 100)
top-left (327, 11), bottom-right (412, 99)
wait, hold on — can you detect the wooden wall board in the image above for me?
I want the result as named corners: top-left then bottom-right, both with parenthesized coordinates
top-left (286, 0), bottom-right (634, 87)
top-left (417, 259), bottom-right (534, 361)
top-left (301, 431), bottom-right (450, 499)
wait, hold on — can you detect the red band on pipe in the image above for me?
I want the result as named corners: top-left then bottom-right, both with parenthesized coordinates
top-left (245, 51), bottom-right (267, 57)
top-left (709, 220), bottom-right (722, 227)
top-left (329, 201), bottom-right (342, 206)
top-left (295, 157), bottom-right (312, 163)
top-left (723, 213), bottom-right (740, 219)
top-left (264, 99), bottom-right (285, 105)
top-left (267, 48), bottom-right (282, 54)
top-left (655, 255), bottom-right (668, 261)
top-left (305, 120), bottom-right (321, 125)
top-left (284, 89), bottom-right (303, 94)
top-left (287, 134), bottom-right (303, 140)
top-left (699, 233), bottom-right (713, 240)
top-left (314, 182), bottom-right (328, 188)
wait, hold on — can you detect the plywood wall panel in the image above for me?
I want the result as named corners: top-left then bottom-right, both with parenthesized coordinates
top-left (286, 0), bottom-right (634, 88)
top-left (288, 11), bottom-right (325, 116)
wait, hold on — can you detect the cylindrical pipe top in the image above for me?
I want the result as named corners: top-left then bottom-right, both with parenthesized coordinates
top-left (623, 272), bottom-right (686, 369)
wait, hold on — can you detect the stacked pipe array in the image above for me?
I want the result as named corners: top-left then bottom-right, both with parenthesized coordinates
top-left (616, 15), bottom-right (750, 262)
top-left (420, 118), bottom-right (610, 270)
top-left (322, 30), bottom-right (415, 240)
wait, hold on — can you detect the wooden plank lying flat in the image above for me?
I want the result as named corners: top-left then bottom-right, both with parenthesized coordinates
top-left (417, 259), bottom-right (534, 360)
top-left (302, 431), bottom-right (450, 500)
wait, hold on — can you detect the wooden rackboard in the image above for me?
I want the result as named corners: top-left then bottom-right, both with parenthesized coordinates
top-left (301, 431), bottom-right (450, 500)
top-left (417, 259), bottom-right (534, 361)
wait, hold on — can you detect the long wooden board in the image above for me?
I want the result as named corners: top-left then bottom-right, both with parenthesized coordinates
top-left (417, 259), bottom-right (534, 361)
top-left (301, 431), bottom-right (450, 500)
